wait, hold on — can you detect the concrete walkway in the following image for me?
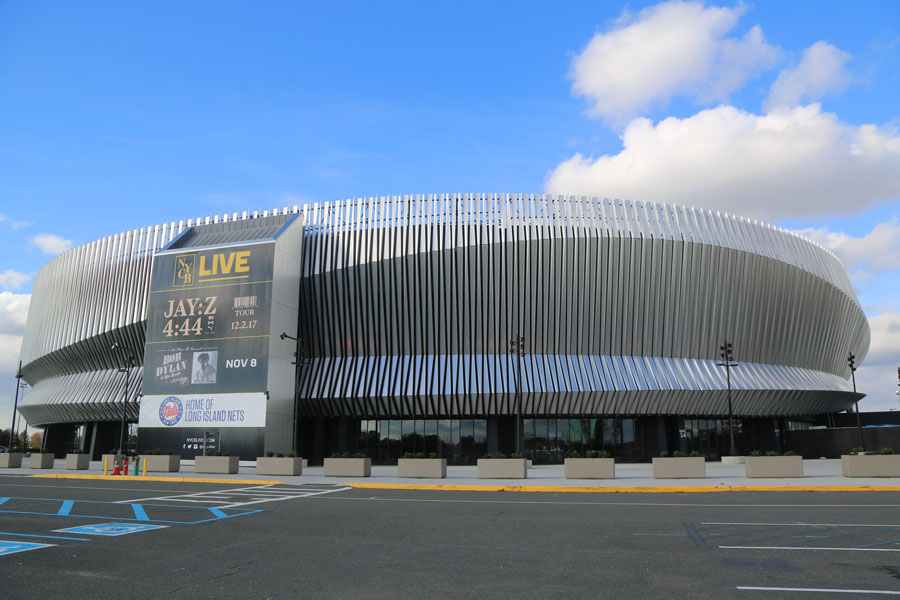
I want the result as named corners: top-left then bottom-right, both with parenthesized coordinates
top-left (4, 456), bottom-right (900, 491)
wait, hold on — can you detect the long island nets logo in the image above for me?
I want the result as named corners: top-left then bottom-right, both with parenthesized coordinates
top-left (159, 396), bottom-right (183, 426)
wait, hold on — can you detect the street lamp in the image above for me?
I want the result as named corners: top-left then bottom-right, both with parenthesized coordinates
top-left (9, 361), bottom-right (24, 451)
top-left (716, 340), bottom-right (738, 457)
top-left (508, 335), bottom-right (525, 456)
top-left (848, 352), bottom-right (863, 451)
top-left (281, 332), bottom-right (311, 454)
top-left (111, 343), bottom-right (137, 455)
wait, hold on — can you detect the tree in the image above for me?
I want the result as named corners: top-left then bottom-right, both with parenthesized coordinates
top-left (30, 432), bottom-right (42, 448)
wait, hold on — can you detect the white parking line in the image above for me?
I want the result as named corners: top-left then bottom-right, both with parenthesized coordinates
top-left (704, 522), bottom-right (900, 528)
top-left (118, 484), bottom-right (350, 509)
top-left (721, 545), bottom-right (900, 552)
top-left (216, 488), bottom-right (350, 508)
top-left (737, 586), bottom-right (900, 595)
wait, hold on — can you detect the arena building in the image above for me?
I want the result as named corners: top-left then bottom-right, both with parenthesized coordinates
top-left (16, 195), bottom-right (871, 463)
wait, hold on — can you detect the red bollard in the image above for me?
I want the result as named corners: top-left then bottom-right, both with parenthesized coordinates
top-left (123, 458), bottom-right (129, 476)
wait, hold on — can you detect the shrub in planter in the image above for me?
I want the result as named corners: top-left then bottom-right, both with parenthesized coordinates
top-left (745, 452), bottom-right (803, 478)
top-left (195, 452), bottom-right (239, 474)
top-left (256, 451), bottom-right (303, 476)
top-left (140, 450), bottom-right (181, 472)
top-left (398, 452), bottom-right (446, 478)
top-left (842, 447), bottom-right (900, 477)
top-left (477, 453), bottom-right (527, 479)
top-left (652, 452), bottom-right (706, 479)
top-left (565, 449), bottom-right (615, 479)
top-left (324, 453), bottom-right (371, 477)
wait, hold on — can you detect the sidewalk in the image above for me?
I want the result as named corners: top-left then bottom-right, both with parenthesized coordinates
top-left (4, 457), bottom-right (900, 492)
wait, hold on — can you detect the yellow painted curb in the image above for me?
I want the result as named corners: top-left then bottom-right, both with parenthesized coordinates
top-left (730, 485), bottom-right (900, 493)
top-left (30, 473), bottom-right (286, 486)
top-left (348, 483), bottom-right (900, 493)
top-left (349, 483), bottom-right (731, 493)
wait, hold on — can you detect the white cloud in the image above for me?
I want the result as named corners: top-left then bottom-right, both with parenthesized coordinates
top-left (0, 292), bottom-right (30, 337)
top-left (866, 312), bottom-right (900, 365)
top-left (570, 1), bottom-right (778, 123)
top-left (0, 270), bottom-right (31, 291)
top-left (0, 330), bottom-right (27, 430)
top-left (0, 213), bottom-right (33, 229)
top-left (31, 233), bottom-right (73, 255)
top-left (0, 333), bottom-right (25, 376)
top-left (765, 41), bottom-right (852, 110)
top-left (0, 293), bottom-right (30, 407)
top-left (796, 219), bottom-right (900, 276)
top-left (0, 293), bottom-right (31, 428)
top-left (545, 104), bottom-right (900, 221)
top-left (856, 311), bottom-right (900, 412)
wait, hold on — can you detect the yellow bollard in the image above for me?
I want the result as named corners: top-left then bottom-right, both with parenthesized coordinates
top-left (142, 457), bottom-right (147, 477)
top-left (104, 457), bottom-right (108, 476)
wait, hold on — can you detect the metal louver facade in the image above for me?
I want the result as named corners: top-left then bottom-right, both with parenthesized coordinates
top-left (18, 195), bottom-right (870, 428)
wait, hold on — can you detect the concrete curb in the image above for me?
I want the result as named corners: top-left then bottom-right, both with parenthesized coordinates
top-left (22, 473), bottom-right (900, 493)
top-left (29, 473), bottom-right (286, 486)
top-left (348, 483), bottom-right (900, 493)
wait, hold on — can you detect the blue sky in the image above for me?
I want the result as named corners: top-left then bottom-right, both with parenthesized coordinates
top-left (1, 0), bottom-right (899, 419)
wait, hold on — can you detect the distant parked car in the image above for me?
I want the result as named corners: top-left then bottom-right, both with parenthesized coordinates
top-left (0, 446), bottom-right (8, 452)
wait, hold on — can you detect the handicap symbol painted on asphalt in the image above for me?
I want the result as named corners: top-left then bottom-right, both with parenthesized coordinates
top-left (0, 540), bottom-right (55, 556)
top-left (54, 523), bottom-right (168, 536)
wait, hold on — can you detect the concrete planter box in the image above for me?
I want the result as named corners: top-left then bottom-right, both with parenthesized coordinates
top-left (194, 456), bottom-right (239, 474)
top-left (745, 455), bottom-right (803, 478)
top-left (256, 457), bottom-right (303, 476)
top-left (477, 458), bottom-right (527, 479)
top-left (141, 455), bottom-right (181, 472)
top-left (102, 454), bottom-right (123, 470)
top-left (564, 457), bottom-right (615, 479)
top-left (30, 453), bottom-right (55, 469)
top-left (0, 452), bottom-right (22, 468)
top-left (841, 454), bottom-right (900, 477)
top-left (324, 457), bottom-right (371, 477)
top-left (652, 457), bottom-right (706, 479)
top-left (65, 454), bottom-right (90, 470)
top-left (398, 458), bottom-right (447, 478)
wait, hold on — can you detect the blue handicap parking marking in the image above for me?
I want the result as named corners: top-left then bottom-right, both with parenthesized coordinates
top-left (55, 522), bottom-right (168, 536)
top-left (0, 540), bottom-right (55, 556)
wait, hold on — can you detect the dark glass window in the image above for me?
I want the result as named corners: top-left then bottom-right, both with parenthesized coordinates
top-left (425, 420), bottom-right (438, 457)
top-left (401, 420), bottom-right (416, 455)
top-left (473, 419), bottom-right (487, 458)
top-left (439, 419), bottom-right (452, 459)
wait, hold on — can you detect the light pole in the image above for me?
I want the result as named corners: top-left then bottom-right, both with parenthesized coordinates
top-left (717, 340), bottom-right (738, 457)
top-left (9, 361), bottom-right (23, 450)
top-left (848, 352), bottom-right (863, 450)
top-left (111, 343), bottom-right (136, 455)
top-left (508, 335), bottom-right (525, 456)
top-left (281, 332), bottom-right (310, 454)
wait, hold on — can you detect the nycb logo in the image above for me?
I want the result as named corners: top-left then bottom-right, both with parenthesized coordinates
top-left (173, 254), bottom-right (196, 287)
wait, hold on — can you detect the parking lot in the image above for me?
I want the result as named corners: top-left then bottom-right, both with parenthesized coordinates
top-left (1, 474), bottom-right (899, 598)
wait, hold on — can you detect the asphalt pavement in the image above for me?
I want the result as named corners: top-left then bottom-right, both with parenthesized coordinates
top-left (1, 474), bottom-right (899, 599)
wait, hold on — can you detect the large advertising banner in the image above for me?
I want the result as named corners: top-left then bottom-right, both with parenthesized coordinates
top-left (139, 242), bottom-right (274, 458)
